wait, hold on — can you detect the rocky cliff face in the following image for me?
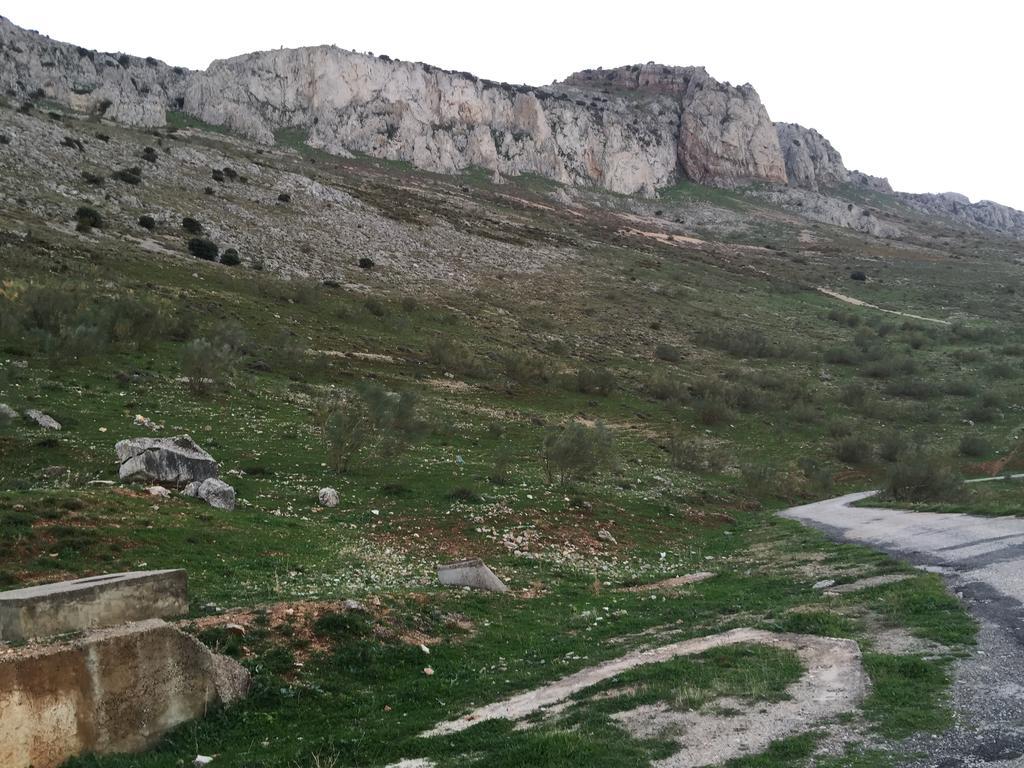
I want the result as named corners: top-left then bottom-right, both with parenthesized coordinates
top-left (183, 47), bottom-right (680, 196)
top-left (899, 192), bottom-right (1024, 237)
top-left (774, 122), bottom-right (848, 191)
top-left (563, 64), bottom-right (788, 186)
top-left (0, 16), bottom-right (186, 127)
top-left (2, 15), bottom-right (1022, 239)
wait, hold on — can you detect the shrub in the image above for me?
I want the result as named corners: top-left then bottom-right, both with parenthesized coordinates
top-left (572, 367), bottom-right (616, 396)
top-left (427, 338), bottom-right (484, 377)
top-left (82, 171), bottom-right (104, 186)
top-left (964, 401), bottom-right (998, 423)
top-left (654, 343), bottom-right (682, 363)
top-left (138, 215), bottom-right (156, 230)
top-left (181, 337), bottom-right (235, 395)
top-left (112, 166), bottom-right (142, 184)
top-left (187, 237), bottom-right (218, 260)
top-left (839, 382), bottom-right (868, 408)
top-left (850, 271), bottom-right (867, 281)
top-left (0, 134), bottom-right (9, 145)
top-left (95, 132), bottom-right (110, 142)
top-left (487, 448), bottom-right (513, 485)
top-left (824, 346), bottom-right (860, 365)
top-left (364, 298), bottom-right (386, 317)
top-left (835, 435), bottom-right (873, 465)
top-left (74, 205), bottom-right (103, 231)
top-left (141, 146), bottom-right (158, 163)
top-left (358, 257), bottom-right (374, 269)
top-left (886, 378), bottom-right (938, 400)
top-left (60, 136), bottom-right (84, 151)
top-left (878, 431), bottom-right (907, 463)
top-left (958, 434), bottom-right (990, 458)
top-left (321, 383), bottom-right (426, 472)
top-left (211, 168), bottom-right (225, 182)
top-left (182, 217), bottom-right (203, 234)
top-left (695, 396), bottom-right (735, 427)
top-left (944, 379), bottom-right (978, 398)
top-left (668, 432), bottom-right (729, 473)
top-left (502, 350), bottom-right (548, 385)
top-left (220, 248), bottom-right (240, 266)
top-left (647, 370), bottom-right (688, 402)
top-left (542, 421), bottom-right (615, 485)
top-left (695, 327), bottom-right (804, 360)
top-left (278, 192), bottom-right (291, 203)
top-left (885, 451), bottom-right (962, 502)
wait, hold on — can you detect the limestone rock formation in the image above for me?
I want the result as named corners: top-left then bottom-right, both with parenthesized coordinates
top-left (197, 477), bottom-right (236, 511)
top-left (0, 16), bottom-right (186, 128)
top-left (564, 64), bottom-right (788, 186)
top-left (775, 122), bottom-right (848, 191)
top-left (115, 435), bottom-right (219, 487)
top-left (899, 192), bottom-right (1024, 237)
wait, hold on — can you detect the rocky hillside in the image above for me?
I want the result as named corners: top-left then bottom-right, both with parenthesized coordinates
top-left (1, 15), bottom-right (1021, 238)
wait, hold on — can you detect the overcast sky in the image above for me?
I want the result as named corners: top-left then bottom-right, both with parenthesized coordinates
top-left (8, 1), bottom-right (1023, 209)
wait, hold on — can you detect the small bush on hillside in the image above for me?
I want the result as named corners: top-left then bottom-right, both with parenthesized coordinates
top-left (141, 146), bottom-right (158, 163)
top-left (219, 248), bottom-right (240, 266)
top-left (95, 132), bottom-right (110, 142)
top-left (0, 134), bottom-right (9, 145)
top-left (211, 168), bottom-right (225, 182)
top-left (542, 421), bottom-right (615, 485)
top-left (112, 166), bottom-right (142, 184)
top-left (958, 434), bottom-right (990, 458)
top-left (695, 396), bottom-right (735, 427)
top-left (181, 337), bottom-right (236, 395)
top-left (835, 435), bottom-right (873, 465)
top-left (647, 371), bottom-right (689, 402)
top-left (695, 327), bottom-right (804, 360)
top-left (278, 192), bottom-right (291, 203)
top-left (839, 382), bottom-right (868, 408)
top-left (654, 343), bottom-right (682, 362)
top-left (188, 237), bottom-right (218, 261)
top-left (572, 367), bottom-right (616, 396)
top-left (427, 338), bottom-right (484, 378)
top-left (358, 257), bottom-right (374, 269)
top-left (321, 383), bottom-right (426, 472)
top-left (878, 431), bottom-right (908, 463)
top-left (850, 271), bottom-right (867, 281)
top-left (964, 401), bottom-right (998, 423)
top-left (668, 432), bottom-right (729, 473)
top-left (138, 215), bottom-right (156, 230)
top-left (885, 450), bottom-right (962, 502)
top-left (944, 379), bottom-right (978, 398)
top-left (364, 298), bottom-right (386, 317)
top-left (82, 171), bottom-right (104, 186)
top-left (182, 217), bottom-right (203, 234)
top-left (886, 377), bottom-right (938, 400)
top-left (502, 350), bottom-right (549, 385)
top-left (824, 346), bottom-right (860, 365)
top-left (74, 205), bottom-right (103, 231)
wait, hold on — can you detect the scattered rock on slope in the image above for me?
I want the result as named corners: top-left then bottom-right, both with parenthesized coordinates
top-left (24, 409), bottom-right (61, 430)
top-left (115, 435), bottom-right (218, 487)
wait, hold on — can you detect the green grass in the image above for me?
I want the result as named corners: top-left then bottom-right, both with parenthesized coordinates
top-left (862, 653), bottom-right (953, 738)
top-left (868, 478), bottom-right (1024, 517)
top-left (0, 99), bottom-right (1015, 766)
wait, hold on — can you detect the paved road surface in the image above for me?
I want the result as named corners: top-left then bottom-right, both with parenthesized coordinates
top-left (782, 490), bottom-right (1024, 767)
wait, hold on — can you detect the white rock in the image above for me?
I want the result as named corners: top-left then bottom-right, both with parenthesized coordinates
top-left (197, 478), bottom-right (236, 511)
top-left (318, 487), bottom-right (340, 507)
top-left (24, 409), bottom-right (61, 430)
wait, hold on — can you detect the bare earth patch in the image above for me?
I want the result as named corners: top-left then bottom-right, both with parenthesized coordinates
top-left (420, 627), bottom-right (866, 768)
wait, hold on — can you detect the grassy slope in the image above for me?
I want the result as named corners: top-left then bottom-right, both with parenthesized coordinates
top-left (0, 101), bottom-right (1019, 767)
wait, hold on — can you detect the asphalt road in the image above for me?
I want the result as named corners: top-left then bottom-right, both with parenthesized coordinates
top-left (781, 490), bottom-right (1024, 767)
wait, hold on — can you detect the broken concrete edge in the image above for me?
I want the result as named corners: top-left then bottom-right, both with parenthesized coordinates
top-left (0, 619), bottom-right (249, 768)
top-left (418, 627), bottom-right (865, 738)
top-left (437, 558), bottom-right (508, 593)
top-left (0, 569), bottom-right (188, 643)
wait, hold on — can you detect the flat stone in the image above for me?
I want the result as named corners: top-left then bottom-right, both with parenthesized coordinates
top-left (116, 435), bottom-right (218, 487)
top-left (24, 409), bottom-right (60, 430)
top-left (437, 558), bottom-right (508, 593)
top-left (0, 569), bottom-right (188, 643)
top-left (0, 619), bottom-right (248, 768)
top-left (812, 579), bottom-right (836, 590)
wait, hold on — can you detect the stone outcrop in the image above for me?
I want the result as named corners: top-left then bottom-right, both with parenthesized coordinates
top-left (775, 122), bottom-right (848, 191)
top-left (197, 477), bottom-right (236, 511)
top-left (0, 16), bottom-right (186, 128)
top-left (898, 192), bottom-right (1024, 238)
top-left (0, 619), bottom-right (249, 768)
top-left (564, 64), bottom-right (788, 186)
top-left (115, 435), bottom-right (219, 487)
top-left (437, 558), bottom-right (508, 592)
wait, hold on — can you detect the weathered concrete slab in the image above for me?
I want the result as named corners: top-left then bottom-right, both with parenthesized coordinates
top-left (115, 435), bottom-right (218, 486)
top-left (0, 619), bottom-right (249, 768)
top-left (0, 570), bottom-right (188, 642)
top-left (437, 558), bottom-right (508, 592)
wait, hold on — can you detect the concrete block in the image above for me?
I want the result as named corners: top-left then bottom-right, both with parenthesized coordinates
top-left (0, 619), bottom-right (249, 768)
top-left (0, 570), bottom-right (188, 642)
top-left (437, 558), bottom-right (508, 592)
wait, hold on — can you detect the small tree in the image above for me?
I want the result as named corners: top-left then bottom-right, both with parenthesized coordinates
top-left (542, 421), bottom-right (615, 485)
top-left (181, 337), bottom-right (235, 395)
top-left (182, 217), bottom-right (203, 234)
top-left (74, 205), bottom-right (103, 232)
top-left (138, 215), bottom-right (156, 230)
top-left (188, 237), bottom-right (218, 261)
top-left (220, 248), bottom-right (241, 266)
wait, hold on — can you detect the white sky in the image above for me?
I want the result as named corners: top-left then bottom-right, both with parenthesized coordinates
top-left (8, 1), bottom-right (1023, 210)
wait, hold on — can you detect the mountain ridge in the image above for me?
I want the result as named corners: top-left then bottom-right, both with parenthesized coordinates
top-left (1, 15), bottom-right (1021, 238)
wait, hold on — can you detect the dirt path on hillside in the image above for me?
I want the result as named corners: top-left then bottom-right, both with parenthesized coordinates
top-left (419, 628), bottom-right (865, 766)
top-left (818, 287), bottom-right (951, 325)
top-left (781, 491), bottom-right (1024, 766)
